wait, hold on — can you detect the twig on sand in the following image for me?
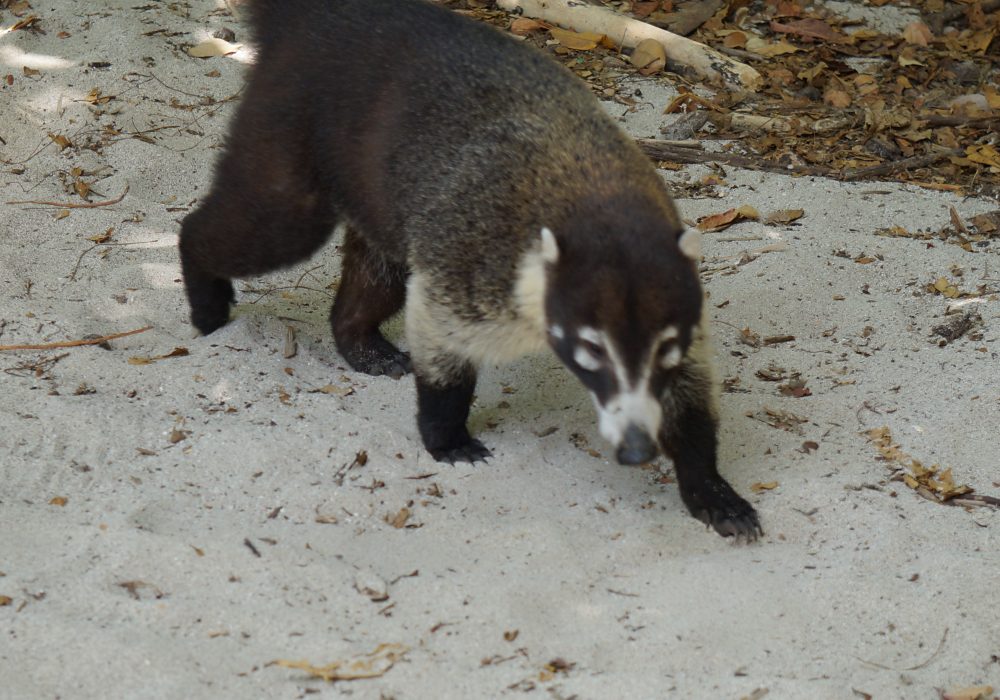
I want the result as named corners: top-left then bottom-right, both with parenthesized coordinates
top-left (0, 325), bottom-right (153, 352)
top-left (7, 183), bottom-right (129, 208)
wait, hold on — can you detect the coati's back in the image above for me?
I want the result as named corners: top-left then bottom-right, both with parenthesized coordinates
top-left (243, 0), bottom-right (684, 271)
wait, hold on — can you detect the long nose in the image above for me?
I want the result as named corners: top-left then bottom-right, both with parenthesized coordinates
top-left (616, 424), bottom-right (658, 465)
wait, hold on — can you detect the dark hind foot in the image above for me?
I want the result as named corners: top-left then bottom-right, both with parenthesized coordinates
top-left (340, 335), bottom-right (412, 379)
top-left (678, 476), bottom-right (762, 542)
top-left (330, 226), bottom-right (409, 378)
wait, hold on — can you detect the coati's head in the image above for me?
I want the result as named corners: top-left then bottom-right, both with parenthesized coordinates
top-left (538, 212), bottom-right (703, 466)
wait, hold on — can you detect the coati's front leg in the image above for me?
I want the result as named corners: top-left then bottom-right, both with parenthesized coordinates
top-left (405, 273), bottom-right (491, 464)
top-left (330, 227), bottom-right (412, 379)
top-left (660, 337), bottom-right (762, 541)
top-left (415, 363), bottom-right (491, 464)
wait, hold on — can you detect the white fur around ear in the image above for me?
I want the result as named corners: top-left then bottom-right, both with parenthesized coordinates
top-left (678, 228), bottom-right (702, 261)
top-left (540, 226), bottom-right (559, 264)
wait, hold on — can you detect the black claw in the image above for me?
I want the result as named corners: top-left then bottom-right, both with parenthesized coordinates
top-left (343, 345), bottom-right (412, 379)
top-left (682, 479), bottom-right (762, 543)
top-left (429, 439), bottom-right (491, 465)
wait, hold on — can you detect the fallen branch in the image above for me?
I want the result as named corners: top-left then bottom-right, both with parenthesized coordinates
top-left (841, 149), bottom-right (964, 181)
top-left (497, 0), bottom-right (761, 91)
top-left (0, 325), bottom-right (153, 351)
top-left (7, 183), bottom-right (129, 209)
top-left (635, 138), bottom-right (835, 177)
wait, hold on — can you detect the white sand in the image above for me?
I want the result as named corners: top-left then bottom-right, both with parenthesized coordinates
top-left (2, 2), bottom-right (998, 698)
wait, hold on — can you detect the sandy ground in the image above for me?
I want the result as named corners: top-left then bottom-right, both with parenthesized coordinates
top-left (2, 2), bottom-right (999, 699)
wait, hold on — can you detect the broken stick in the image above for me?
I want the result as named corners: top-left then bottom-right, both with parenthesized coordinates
top-left (0, 325), bottom-right (153, 351)
top-left (497, 0), bottom-right (761, 91)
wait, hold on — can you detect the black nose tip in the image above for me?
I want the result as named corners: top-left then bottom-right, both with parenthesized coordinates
top-left (616, 424), bottom-right (658, 465)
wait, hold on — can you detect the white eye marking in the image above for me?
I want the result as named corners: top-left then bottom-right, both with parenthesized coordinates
top-left (577, 326), bottom-right (602, 345)
top-left (678, 228), bottom-right (702, 261)
top-left (574, 344), bottom-right (603, 372)
top-left (540, 226), bottom-right (559, 264)
top-left (549, 324), bottom-right (564, 340)
top-left (659, 325), bottom-right (679, 342)
top-left (660, 345), bottom-right (682, 369)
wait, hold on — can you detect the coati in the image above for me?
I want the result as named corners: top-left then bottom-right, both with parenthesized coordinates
top-left (179, 0), bottom-right (761, 539)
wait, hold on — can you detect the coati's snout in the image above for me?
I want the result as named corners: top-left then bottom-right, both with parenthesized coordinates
top-left (539, 226), bottom-right (702, 465)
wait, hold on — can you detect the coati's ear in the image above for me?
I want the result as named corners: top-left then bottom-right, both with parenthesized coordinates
top-left (540, 226), bottom-right (560, 265)
top-left (678, 228), bottom-right (702, 261)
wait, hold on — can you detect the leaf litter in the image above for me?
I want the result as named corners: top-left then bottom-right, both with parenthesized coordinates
top-left (273, 643), bottom-right (408, 682)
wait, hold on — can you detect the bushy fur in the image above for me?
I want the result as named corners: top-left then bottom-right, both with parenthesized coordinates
top-left (178, 0), bottom-right (760, 539)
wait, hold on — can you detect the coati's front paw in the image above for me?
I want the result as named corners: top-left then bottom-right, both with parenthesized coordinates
top-left (679, 478), bottom-right (762, 542)
top-left (423, 430), bottom-right (491, 465)
top-left (428, 438), bottom-right (491, 465)
top-left (189, 278), bottom-right (236, 335)
top-left (340, 337), bottom-right (412, 379)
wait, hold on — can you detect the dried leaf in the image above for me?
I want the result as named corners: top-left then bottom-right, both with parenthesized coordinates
top-left (751, 481), bottom-right (779, 492)
top-left (697, 204), bottom-right (759, 232)
top-left (49, 496), bottom-right (68, 506)
top-left (128, 347), bottom-right (189, 365)
top-left (87, 227), bottom-right (114, 243)
top-left (902, 22), bottom-right (933, 46)
top-left (274, 644), bottom-right (408, 682)
top-left (770, 18), bottom-right (849, 43)
top-left (0, 596), bottom-right (13, 606)
top-left (188, 37), bottom-right (241, 58)
top-left (509, 18), bottom-right (547, 35)
top-left (549, 27), bottom-right (604, 51)
top-left (823, 88), bottom-right (851, 108)
top-left (313, 383), bottom-right (354, 397)
top-left (630, 38), bottom-right (666, 75)
top-left (48, 133), bottom-right (71, 150)
top-left (389, 507), bottom-right (411, 529)
top-left (745, 37), bottom-right (800, 57)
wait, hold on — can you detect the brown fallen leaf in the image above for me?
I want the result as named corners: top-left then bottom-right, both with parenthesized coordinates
top-left (770, 18), bottom-right (850, 43)
top-left (274, 643), bottom-right (408, 682)
top-left (87, 227), bottom-right (114, 244)
top-left (697, 204), bottom-right (760, 232)
top-left (751, 481), bottom-right (779, 492)
top-left (630, 38), bottom-right (666, 75)
top-left (49, 496), bottom-right (68, 506)
top-left (509, 18), bottom-right (547, 35)
top-left (902, 21), bottom-right (933, 46)
top-left (549, 27), bottom-right (607, 51)
top-left (128, 347), bottom-right (190, 365)
top-left (0, 596), bottom-right (12, 606)
top-left (388, 507), bottom-right (411, 529)
top-left (48, 133), bottom-right (71, 150)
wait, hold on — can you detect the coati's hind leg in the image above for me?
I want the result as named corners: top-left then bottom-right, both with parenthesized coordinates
top-left (405, 272), bottom-right (491, 464)
top-left (330, 226), bottom-right (411, 379)
top-left (660, 332), bottom-right (762, 541)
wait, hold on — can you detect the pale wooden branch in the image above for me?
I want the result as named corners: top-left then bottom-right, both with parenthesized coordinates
top-left (497, 0), bottom-right (762, 91)
top-left (0, 325), bottom-right (153, 351)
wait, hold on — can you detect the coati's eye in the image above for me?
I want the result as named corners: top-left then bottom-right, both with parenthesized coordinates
top-left (573, 339), bottom-right (605, 372)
